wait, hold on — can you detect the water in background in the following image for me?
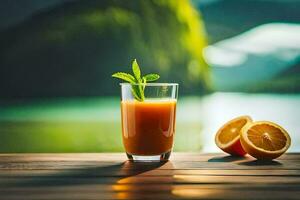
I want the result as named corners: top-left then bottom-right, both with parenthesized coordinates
top-left (0, 92), bottom-right (299, 152)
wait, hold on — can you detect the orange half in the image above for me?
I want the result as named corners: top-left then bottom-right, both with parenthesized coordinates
top-left (215, 116), bottom-right (252, 156)
top-left (240, 121), bottom-right (291, 160)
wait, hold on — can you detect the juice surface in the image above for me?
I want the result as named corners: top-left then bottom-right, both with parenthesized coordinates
top-left (121, 100), bottom-right (176, 155)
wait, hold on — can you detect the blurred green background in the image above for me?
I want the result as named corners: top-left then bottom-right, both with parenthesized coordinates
top-left (0, 0), bottom-right (299, 152)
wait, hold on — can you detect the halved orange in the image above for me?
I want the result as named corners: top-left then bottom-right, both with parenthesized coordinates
top-left (240, 121), bottom-right (291, 160)
top-left (215, 116), bottom-right (252, 156)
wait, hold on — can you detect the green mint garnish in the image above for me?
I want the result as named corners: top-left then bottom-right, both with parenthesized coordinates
top-left (112, 59), bottom-right (160, 101)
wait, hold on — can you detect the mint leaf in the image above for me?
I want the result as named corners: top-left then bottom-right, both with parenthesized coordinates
top-left (112, 59), bottom-right (160, 101)
top-left (131, 88), bottom-right (142, 101)
top-left (132, 59), bottom-right (141, 81)
top-left (112, 72), bottom-right (136, 84)
top-left (137, 84), bottom-right (145, 101)
top-left (132, 59), bottom-right (144, 101)
top-left (143, 74), bottom-right (160, 82)
top-left (142, 77), bottom-right (146, 90)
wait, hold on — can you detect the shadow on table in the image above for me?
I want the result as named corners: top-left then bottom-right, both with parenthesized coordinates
top-left (238, 160), bottom-right (282, 166)
top-left (208, 155), bottom-right (248, 162)
top-left (2, 160), bottom-right (179, 199)
top-left (3, 161), bottom-right (168, 187)
top-left (208, 155), bottom-right (282, 166)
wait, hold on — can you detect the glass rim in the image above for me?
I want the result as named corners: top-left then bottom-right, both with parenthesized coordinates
top-left (120, 83), bottom-right (178, 86)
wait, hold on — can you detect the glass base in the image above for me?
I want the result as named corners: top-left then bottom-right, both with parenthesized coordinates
top-left (126, 151), bottom-right (171, 162)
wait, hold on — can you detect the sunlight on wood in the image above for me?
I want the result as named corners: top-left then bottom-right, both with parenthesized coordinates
top-left (172, 188), bottom-right (219, 198)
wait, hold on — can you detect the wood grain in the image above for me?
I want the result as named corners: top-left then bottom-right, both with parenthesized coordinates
top-left (0, 153), bottom-right (299, 200)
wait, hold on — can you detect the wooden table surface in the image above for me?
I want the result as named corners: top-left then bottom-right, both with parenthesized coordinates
top-left (0, 153), bottom-right (299, 200)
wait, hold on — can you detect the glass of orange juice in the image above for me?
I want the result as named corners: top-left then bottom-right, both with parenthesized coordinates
top-left (120, 83), bottom-right (178, 162)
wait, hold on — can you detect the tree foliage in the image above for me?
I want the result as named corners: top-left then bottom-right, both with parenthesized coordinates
top-left (0, 0), bottom-right (209, 98)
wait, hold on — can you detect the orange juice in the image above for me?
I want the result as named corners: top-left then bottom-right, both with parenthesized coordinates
top-left (121, 100), bottom-right (176, 155)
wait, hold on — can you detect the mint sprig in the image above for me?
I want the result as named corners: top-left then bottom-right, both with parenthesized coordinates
top-left (112, 59), bottom-right (160, 101)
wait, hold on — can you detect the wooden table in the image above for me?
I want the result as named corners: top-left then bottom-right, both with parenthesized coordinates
top-left (0, 153), bottom-right (299, 200)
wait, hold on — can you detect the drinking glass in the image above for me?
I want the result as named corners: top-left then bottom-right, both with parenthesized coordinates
top-left (120, 83), bottom-right (178, 162)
